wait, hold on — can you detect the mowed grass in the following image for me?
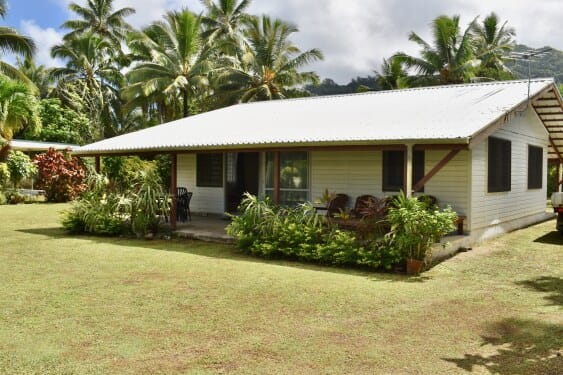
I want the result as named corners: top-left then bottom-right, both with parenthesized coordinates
top-left (0, 204), bottom-right (562, 374)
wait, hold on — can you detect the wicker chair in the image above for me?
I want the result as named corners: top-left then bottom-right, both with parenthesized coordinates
top-left (326, 193), bottom-right (350, 218)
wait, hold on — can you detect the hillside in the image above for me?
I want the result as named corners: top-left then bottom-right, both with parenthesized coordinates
top-left (506, 45), bottom-right (563, 83)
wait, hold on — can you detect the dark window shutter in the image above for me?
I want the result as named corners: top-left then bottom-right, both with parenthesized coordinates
top-left (527, 145), bottom-right (543, 189)
top-left (383, 150), bottom-right (404, 192)
top-left (488, 137), bottom-right (511, 192)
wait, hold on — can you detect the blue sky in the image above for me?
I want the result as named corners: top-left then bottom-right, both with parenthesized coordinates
top-left (4, 0), bottom-right (563, 83)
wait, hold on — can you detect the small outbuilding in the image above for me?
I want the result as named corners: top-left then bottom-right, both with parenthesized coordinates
top-left (74, 78), bottom-right (563, 243)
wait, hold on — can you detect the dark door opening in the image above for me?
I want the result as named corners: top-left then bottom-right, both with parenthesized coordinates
top-left (225, 152), bottom-right (259, 213)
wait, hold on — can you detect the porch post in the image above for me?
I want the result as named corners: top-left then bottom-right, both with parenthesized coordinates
top-left (273, 151), bottom-right (280, 204)
top-left (404, 144), bottom-right (413, 197)
top-left (94, 156), bottom-right (101, 173)
top-left (559, 162), bottom-right (563, 192)
top-left (170, 153), bottom-right (178, 230)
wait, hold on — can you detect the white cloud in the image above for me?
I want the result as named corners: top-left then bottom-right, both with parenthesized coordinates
top-left (20, 20), bottom-right (65, 67)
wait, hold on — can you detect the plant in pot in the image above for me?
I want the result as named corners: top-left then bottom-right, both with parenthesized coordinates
top-left (386, 193), bottom-right (457, 275)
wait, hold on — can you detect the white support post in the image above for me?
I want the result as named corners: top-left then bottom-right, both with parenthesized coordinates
top-left (560, 163), bottom-right (563, 193)
top-left (405, 144), bottom-right (413, 197)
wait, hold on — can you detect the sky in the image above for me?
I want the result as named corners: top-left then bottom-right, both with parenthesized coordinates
top-left (4, 0), bottom-right (563, 83)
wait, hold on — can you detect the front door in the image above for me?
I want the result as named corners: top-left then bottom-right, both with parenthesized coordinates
top-left (225, 152), bottom-right (259, 213)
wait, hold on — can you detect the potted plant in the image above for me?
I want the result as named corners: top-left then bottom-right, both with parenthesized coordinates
top-left (386, 193), bottom-right (457, 275)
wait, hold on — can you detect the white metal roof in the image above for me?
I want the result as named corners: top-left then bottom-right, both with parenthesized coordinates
top-left (10, 139), bottom-right (79, 152)
top-left (75, 78), bottom-right (560, 155)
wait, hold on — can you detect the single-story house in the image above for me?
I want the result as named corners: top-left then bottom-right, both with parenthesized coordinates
top-left (74, 78), bottom-right (563, 243)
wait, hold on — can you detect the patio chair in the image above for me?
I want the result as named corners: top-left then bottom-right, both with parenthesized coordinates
top-left (326, 193), bottom-right (350, 218)
top-left (350, 194), bottom-right (378, 218)
top-left (176, 188), bottom-right (192, 222)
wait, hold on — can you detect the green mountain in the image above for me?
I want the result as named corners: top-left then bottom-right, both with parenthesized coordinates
top-left (506, 45), bottom-right (563, 83)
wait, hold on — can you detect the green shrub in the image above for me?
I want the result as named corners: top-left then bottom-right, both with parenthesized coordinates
top-left (0, 162), bottom-right (10, 188)
top-left (386, 192), bottom-right (457, 262)
top-left (6, 151), bottom-right (36, 188)
top-left (33, 148), bottom-right (87, 202)
top-left (228, 194), bottom-right (390, 269)
top-left (0, 191), bottom-right (7, 205)
top-left (61, 170), bottom-right (169, 237)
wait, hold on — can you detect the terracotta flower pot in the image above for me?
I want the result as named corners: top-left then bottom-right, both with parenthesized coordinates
top-left (406, 259), bottom-right (425, 275)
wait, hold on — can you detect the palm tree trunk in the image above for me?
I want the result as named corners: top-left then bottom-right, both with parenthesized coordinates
top-left (183, 89), bottom-right (189, 118)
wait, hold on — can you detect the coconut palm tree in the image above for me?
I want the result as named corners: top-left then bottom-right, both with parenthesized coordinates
top-left (200, 0), bottom-right (251, 44)
top-left (0, 0), bottom-right (36, 82)
top-left (472, 12), bottom-right (516, 80)
top-left (395, 15), bottom-right (478, 86)
top-left (51, 33), bottom-right (124, 138)
top-left (16, 56), bottom-right (54, 98)
top-left (124, 9), bottom-right (214, 118)
top-left (375, 56), bottom-right (409, 90)
top-left (216, 15), bottom-right (323, 102)
top-left (0, 75), bottom-right (41, 147)
top-left (61, 0), bottom-right (135, 49)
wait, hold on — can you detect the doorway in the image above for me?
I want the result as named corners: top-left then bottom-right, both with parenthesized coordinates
top-left (225, 152), bottom-right (259, 213)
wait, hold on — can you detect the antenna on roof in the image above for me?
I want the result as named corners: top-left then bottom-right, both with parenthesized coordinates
top-left (507, 47), bottom-right (552, 100)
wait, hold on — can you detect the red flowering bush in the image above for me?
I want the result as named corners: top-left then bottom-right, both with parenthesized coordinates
top-left (34, 148), bottom-right (87, 202)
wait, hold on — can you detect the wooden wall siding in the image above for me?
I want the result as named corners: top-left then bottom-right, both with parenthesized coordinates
top-left (177, 154), bottom-right (225, 215)
top-left (470, 109), bottom-right (549, 232)
top-left (423, 150), bottom-right (470, 219)
top-left (310, 150), bottom-right (469, 216)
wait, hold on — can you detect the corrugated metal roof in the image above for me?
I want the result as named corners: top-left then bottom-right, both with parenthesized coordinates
top-left (10, 139), bottom-right (79, 152)
top-left (75, 78), bottom-right (559, 155)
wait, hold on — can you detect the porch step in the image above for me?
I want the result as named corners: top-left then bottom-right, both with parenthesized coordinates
top-left (174, 228), bottom-right (234, 244)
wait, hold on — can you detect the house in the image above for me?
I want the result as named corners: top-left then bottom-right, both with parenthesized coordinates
top-left (74, 78), bottom-right (563, 243)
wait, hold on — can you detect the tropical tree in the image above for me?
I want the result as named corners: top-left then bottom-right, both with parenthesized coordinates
top-left (395, 15), bottom-right (478, 86)
top-left (472, 12), bottom-right (516, 80)
top-left (61, 0), bottom-right (135, 49)
top-left (50, 33), bottom-right (124, 139)
top-left (124, 9), bottom-right (214, 119)
top-left (0, 75), bottom-right (41, 148)
top-left (0, 0), bottom-right (36, 82)
top-left (375, 56), bottom-right (408, 90)
top-left (201, 0), bottom-right (251, 45)
top-left (16, 56), bottom-right (53, 98)
top-left (216, 15), bottom-right (323, 102)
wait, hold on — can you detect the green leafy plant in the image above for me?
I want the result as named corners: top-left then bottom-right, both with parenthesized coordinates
top-left (0, 162), bottom-right (9, 188)
top-left (33, 148), bottom-right (87, 202)
top-left (6, 151), bottom-right (37, 188)
top-left (386, 192), bottom-right (457, 262)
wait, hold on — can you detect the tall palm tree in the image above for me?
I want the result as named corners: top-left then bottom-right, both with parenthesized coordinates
top-left (375, 56), bottom-right (408, 90)
top-left (124, 9), bottom-right (213, 118)
top-left (0, 0), bottom-right (36, 82)
top-left (51, 33), bottom-right (124, 139)
top-left (16, 56), bottom-right (54, 98)
top-left (0, 75), bottom-right (41, 147)
top-left (200, 0), bottom-right (251, 44)
top-left (395, 15), bottom-right (478, 86)
top-left (216, 15), bottom-right (323, 102)
top-left (61, 0), bottom-right (135, 49)
top-left (472, 12), bottom-right (515, 80)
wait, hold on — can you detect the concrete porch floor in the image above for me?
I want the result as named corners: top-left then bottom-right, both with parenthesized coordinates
top-left (173, 215), bottom-right (234, 243)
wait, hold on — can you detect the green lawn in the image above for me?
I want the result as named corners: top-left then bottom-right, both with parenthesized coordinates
top-left (1, 204), bottom-right (562, 374)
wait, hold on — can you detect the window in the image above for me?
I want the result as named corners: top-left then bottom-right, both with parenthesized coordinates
top-left (528, 145), bottom-right (543, 189)
top-left (488, 137), bottom-right (511, 192)
top-left (265, 151), bottom-right (309, 205)
top-left (382, 150), bottom-right (425, 192)
top-left (196, 153), bottom-right (223, 187)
